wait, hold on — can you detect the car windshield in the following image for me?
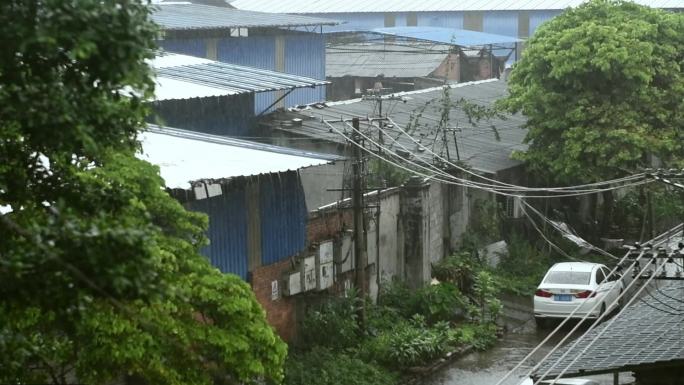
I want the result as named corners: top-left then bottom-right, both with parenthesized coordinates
top-left (544, 271), bottom-right (591, 285)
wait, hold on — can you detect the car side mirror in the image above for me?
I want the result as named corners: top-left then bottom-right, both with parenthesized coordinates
top-left (608, 274), bottom-right (620, 282)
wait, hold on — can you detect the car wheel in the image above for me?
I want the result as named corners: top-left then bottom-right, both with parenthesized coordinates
top-left (535, 317), bottom-right (550, 329)
top-left (598, 303), bottom-right (606, 321)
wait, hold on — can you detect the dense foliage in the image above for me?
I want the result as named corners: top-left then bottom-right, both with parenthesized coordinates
top-left (285, 347), bottom-right (397, 385)
top-left (504, 0), bottom-right (684, 184)
top-left (295, 266), bottom-right (501, 383)
top-left (0, 1), bottom-right (286, 383)
top-left (378, 281), bottom-right (468, 324)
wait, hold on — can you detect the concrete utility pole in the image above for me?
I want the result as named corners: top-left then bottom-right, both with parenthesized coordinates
top-left (351, 117), bottom-right (367, 326)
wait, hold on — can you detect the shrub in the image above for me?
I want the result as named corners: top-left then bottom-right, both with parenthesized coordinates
top-left (432, 252), bottom-right (476, 292)
top-left (378, 281), bottom-right (467, 324)
top-left (472, 271), bottom-right (502, 323)
top-left (361, 316), bottom-right (459, 369)
top-left (456, 323), bottom-right (499, 351)
top-left (300, 292), bottom-right (361, 350)
top-left (285, 347), bottom-right (397, 385)
top-left (492, 233), bottom-right (552, 295)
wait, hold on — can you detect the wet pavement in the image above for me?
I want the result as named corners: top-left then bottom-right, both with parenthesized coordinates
top-left (422, 295), bottom-right (636, 385)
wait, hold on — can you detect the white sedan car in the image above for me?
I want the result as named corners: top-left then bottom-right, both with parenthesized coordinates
top-left (533, 262), bottom-right (623, 327)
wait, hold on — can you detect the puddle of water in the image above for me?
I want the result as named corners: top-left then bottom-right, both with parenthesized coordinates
top-left (422, 314), bottom-right (635, 385)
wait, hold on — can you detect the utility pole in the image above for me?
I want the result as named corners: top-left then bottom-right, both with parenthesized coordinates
top-left (351, 117), bottom-right (367, 327)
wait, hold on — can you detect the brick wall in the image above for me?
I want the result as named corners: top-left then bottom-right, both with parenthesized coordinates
top-left (307, 209), bottom-right (353, 242)
top-left (250, 259), bottom-right (297, 343)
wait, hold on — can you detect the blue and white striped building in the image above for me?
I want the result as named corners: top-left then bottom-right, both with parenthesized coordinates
top-left (152, 3), bottom-right (337, 113)
top-left (231, 0), bottom-right (683, 38)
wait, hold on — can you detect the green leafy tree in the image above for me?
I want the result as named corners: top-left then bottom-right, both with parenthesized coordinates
top-left (503, 0), bottom-right (684, 228)
top-left (0, 1), bottom-right (286, 383)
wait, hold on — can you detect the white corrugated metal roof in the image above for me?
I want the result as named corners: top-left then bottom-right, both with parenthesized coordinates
top-left (151, 52), bottom-right (329, 101)
top-left (231, 0), bottom-right (683, 13)
top-left (139, 126), bottom-right (335, 189)
top-left (152, 3), bottom-right (338, 29)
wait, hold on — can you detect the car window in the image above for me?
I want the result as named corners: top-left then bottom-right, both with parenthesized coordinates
top-left (595, 268), bottom-right (606, 284)
top-left (544, 271), bottom-right (591, 285)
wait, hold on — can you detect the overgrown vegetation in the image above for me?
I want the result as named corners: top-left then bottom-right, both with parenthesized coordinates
top-left (612, 185), bottom-right (684, 240)
top-left (367, 158), bottom-right (412, 188)
top-left (290, 255), bottom-right (502, 385)
top-left (284, 347), bottom-right (397, 385)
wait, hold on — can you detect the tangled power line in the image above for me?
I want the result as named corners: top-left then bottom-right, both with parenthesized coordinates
top-left (322, 112), bottom-right (682, 385)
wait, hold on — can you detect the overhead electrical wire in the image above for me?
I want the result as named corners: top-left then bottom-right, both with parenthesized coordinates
top-left (331, 118), bottom-right (652, 199)
top-left (521, 201), bottom-right (620, 260)
top-left (518, 202), bottom-right (583, 262)
top-left (349, 117), bottom-right (640, 195)
top-left (492, 226), bottom-right (679, 385)
top-left (358, 114), bottom-right (647, 194)
top-left (530, 224), bottom-right (683, 385)
top-left (531, 255), bottom-right (667, 385)
top-left (323, 100), bottom-right (681, 385)
top-left (384, 116), bottom-right (649, 193)
top-left (543, 257), bottom-right (674, 384)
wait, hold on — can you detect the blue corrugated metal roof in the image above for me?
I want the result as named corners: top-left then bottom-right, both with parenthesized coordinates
top-left (372, 27), bottom-right (521, 46)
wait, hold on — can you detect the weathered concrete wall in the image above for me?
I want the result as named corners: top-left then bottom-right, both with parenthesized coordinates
top-left (367, 192), bottom-right (403, 301)
top-left (402, 177), bottom-right (430, 288)
top-left (426, 181), bottom-right (446, 265)
top-left (448, 183), bottom-right (470, 250)
top-left (299, 161), bottom-right (348, 211)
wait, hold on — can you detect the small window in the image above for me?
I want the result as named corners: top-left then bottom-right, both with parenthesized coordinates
top-left (595, 268), bottom-right (606, 284)
top-left (406, 12), bottom-right (418, 26)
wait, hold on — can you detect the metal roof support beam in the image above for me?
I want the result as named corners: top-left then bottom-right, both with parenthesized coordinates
top-left (256, 88), bottom-right (296, 117)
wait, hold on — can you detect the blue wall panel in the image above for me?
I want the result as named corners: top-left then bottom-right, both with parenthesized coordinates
top-left (319, 12), bottom-right (385, 32)
top-left (483, 11), bottom-right (518, 38)
top-left (158, 38), bottom-right (206, 58)
top-left (216, 35), bottom-right (276, 70)
top-left (186, 187), bottom-right (249, 279)
top-left (285, 34), bottom-right (326, 107)
top-left (217, 35), bottom-right (278, 114)
top-left (530, 10), bottom-right (561, 35)
top-left (259, 172), bottom-right (308, 266)
top-left (417, 11), bottom-right (463, 29)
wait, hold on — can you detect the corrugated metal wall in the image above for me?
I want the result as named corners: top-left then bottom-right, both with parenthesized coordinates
top-left (259, 172), bottom-right (309, 266)
top-left (160, 31), bottom-right (327, 115)
top-left (180, 171), bottom-right (309, 280)
top-left (417, 11), bottom-right (464, 28)
top-left (530, 10), bottom-right (561, 35)
top-left (215, 35), bottom-right (279, 115)
top-left (483, 11), bottom-right (518, 37)
top-left (318, 12), bottom-right (385, 32)
top-left (158, 38), bottom-right (206, 58)
top-left (216, 35), bottom-right (276, 69)
top-left (185, 185), bottom-right (249, 279)
top-left (320, 10), bottom-right (564, 38)
top-left (150, 93), bottom-right (255, 136)
top-left (284, 33), bottom-right (326, 107)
